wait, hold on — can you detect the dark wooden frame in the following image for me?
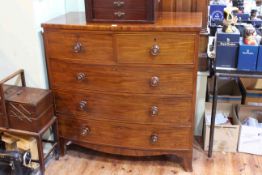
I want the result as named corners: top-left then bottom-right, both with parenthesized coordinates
top-left (0, 117), bottom-right (59, 175)
top-left (208, 67), bottom-right (262, 157)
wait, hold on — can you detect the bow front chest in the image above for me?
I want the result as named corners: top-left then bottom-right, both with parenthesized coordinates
top-left (42, 12), bottom-right (202, 171)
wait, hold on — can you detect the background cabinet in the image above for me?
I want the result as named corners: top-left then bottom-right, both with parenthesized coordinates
top-left (160, 0), bottom-right (208, 28)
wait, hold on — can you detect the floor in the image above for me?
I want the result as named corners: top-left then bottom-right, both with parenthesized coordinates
top-left (45, 139), bottom-right (262, 175)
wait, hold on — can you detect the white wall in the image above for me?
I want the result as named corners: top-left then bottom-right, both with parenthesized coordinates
top-left (0, 0), bottom-right (66, 88)
top-left (65, 0), bottom-right (85, 12)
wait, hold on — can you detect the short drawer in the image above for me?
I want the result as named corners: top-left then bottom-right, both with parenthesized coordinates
top-left (93, 0), bottom-right (147, 9)
top-left (116, 33), bottom-right (196, 64)
top-left (45, 30), bottom-right (114, 65)
top-left (93, 8), bottom-right (147, 21)
top-left (54, 90), bottom-right (193, 126)
top-left (50, 60), bottom-right (194, 95)
top-left (58, 116), bottom-right (192, 150)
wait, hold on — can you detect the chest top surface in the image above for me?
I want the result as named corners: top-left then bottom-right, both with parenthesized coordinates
top-left (42, 12), bottom-right (202, 32)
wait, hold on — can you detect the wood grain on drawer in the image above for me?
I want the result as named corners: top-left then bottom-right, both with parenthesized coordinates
top-left (116, 33), bottom-right (196, 64)
top-left (45, 31), bottom-right (114, 64)
top-left (93, 0), bottom-right (147, 9)
top-left (93, 9), bottom-right (147, 21)
top-left (58, 116), bottom-right (192, 150)
top-left (54, 90), bottom-right (193, 126)
top-left (50, 60), bottom-right (194, 95)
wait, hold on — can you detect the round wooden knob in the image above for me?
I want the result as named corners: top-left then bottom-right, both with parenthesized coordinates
top-left (80, 127), bottom-right (90, 136)
top-left (150, 44), bottom-right (160, 56)
top-left (79, 100), bottom-right (88, 111)
top-left (151, 106), bottom-right (159, 116)
top-left (76, 72), bottom-right (86, 81)
top-left (150, 76), bottom-right (159, 87)
top-left (150, 134), bottom-right (158, 143)
top-left (73, 42), bottom-right (82, 53)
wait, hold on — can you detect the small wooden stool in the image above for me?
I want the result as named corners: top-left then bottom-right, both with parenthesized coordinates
top-left (0, 70), bottom-right (60, 175)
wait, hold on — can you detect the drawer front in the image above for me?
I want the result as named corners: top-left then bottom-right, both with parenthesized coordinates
top-left (116, 33), bottom-right (196, 64)
top-left (58, 116), bottom-right (192, 150)
top-left (50, 60), bottom-right (194, 95)
top-left (45, 31), bottom-right (114, 65)
top-left (54, 90), bottom-right (193, 126)
top-left (93, 0), bottom-right (147, 9)
top-left (93, 9), bottom-right (147, 21)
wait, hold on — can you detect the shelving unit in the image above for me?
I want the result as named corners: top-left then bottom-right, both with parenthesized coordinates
top-left (207, 65), bottom-right (262, 157)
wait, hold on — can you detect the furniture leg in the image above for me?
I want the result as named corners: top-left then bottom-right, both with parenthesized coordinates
top-left (36, 135), bottom-right (45, 175)
top-left (168, 152), bottom-right (193, 172)
top-left (59, 137), bottom-right (66, 156)
top-left (53, 119), bottom-right (60, 160)
top-left (208, 75), bottom-right (218, 157)
top-left (181, 154), bottom-right (193, 172)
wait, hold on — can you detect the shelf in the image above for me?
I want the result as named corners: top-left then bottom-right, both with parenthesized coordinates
top-left (215, 68), bottom-right (262, 78)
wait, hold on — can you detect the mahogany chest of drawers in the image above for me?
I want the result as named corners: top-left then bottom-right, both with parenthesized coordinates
top-left (85, 0), bottom-right (159, 23)
top-left (42, 12), bottom-right (202, 171)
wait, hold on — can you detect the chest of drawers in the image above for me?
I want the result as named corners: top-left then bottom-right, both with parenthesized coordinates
top-left (84, 0), bottom-right (159, 23)
top-left (42, 12), bottom-right (202, 171)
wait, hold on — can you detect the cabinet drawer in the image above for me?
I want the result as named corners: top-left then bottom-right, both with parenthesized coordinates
top-left (116, 33), bottom-right (196, 64)
top-left (93, 8), bottom-right (147, 21)
top-left (45, 31), bottom-right (114, 65)
top-left (50, 60), bottom-right (194, 95)
top-left (58, 116), bottom-right (192, 150)
top-left (93, 0), bottom-right (147, 9)
top-left (54, 90), bottom-right (193, 126)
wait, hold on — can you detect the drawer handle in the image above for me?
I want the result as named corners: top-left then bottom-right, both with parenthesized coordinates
top-left (79, 100), bottom-right (88, 111)
top-left (113, 1), bottom-right (125, 7)
top-left (114, 11), bottom-right (125, 18)
top-left (80, 127), bottom-right (90, 136)
top-left (151, 106), bottom-right (159, 116)
top-left (150, 134), bottom-right (158, 144)
top-left (76, 72), bottom-right (86, 81)
top-left (150, 76), bottom-right (159, 87)
top-left (73, 42), bottom-right (82, 53)
top-left (150, 44), bottom-right (160, 56)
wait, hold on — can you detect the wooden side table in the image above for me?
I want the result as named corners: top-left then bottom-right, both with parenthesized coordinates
top-left (0, 70), bottom-right (60, 175)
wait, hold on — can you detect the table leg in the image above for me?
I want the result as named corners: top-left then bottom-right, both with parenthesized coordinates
top-left (208, 75), bottom-right (218, 157)
top-left (36, 135), bottom-right (45, 175)
top-left (53, 119), bottom-right (60, 160)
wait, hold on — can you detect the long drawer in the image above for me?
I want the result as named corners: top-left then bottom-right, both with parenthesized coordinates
top-left (116, 33), bottom-right (196, 64)
top-left (93, 9), bottom-right (147, 21)
top-left (54, 90), bottom-right (193, 126)
top-left (93, 0), bottom-right (147, 9)
top-left (58, 116), bottom-right (192, 150)
top-left (49, 60), bottom-right (194, 95)
top-left (45, 30), bottom-right (114, 65)
top-left (45, 31), bottom-right (197, 65)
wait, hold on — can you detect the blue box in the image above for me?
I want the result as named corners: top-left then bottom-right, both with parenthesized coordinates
top-left (237, 40), bottom-right (259, 71)
top-left (210, 4), bottom-right (226, 22)
top-left (236, 13), bottom-right (250, 22)
top-left (251, 20), bottom-right (262, 27)
top-left (215, 29), bottom-right (240, 68)
top-left (256, 46), bottom-right (262, 71)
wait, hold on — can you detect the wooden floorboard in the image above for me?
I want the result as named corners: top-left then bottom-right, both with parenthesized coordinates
top-left (45, 139), bottom-right (262, 175)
